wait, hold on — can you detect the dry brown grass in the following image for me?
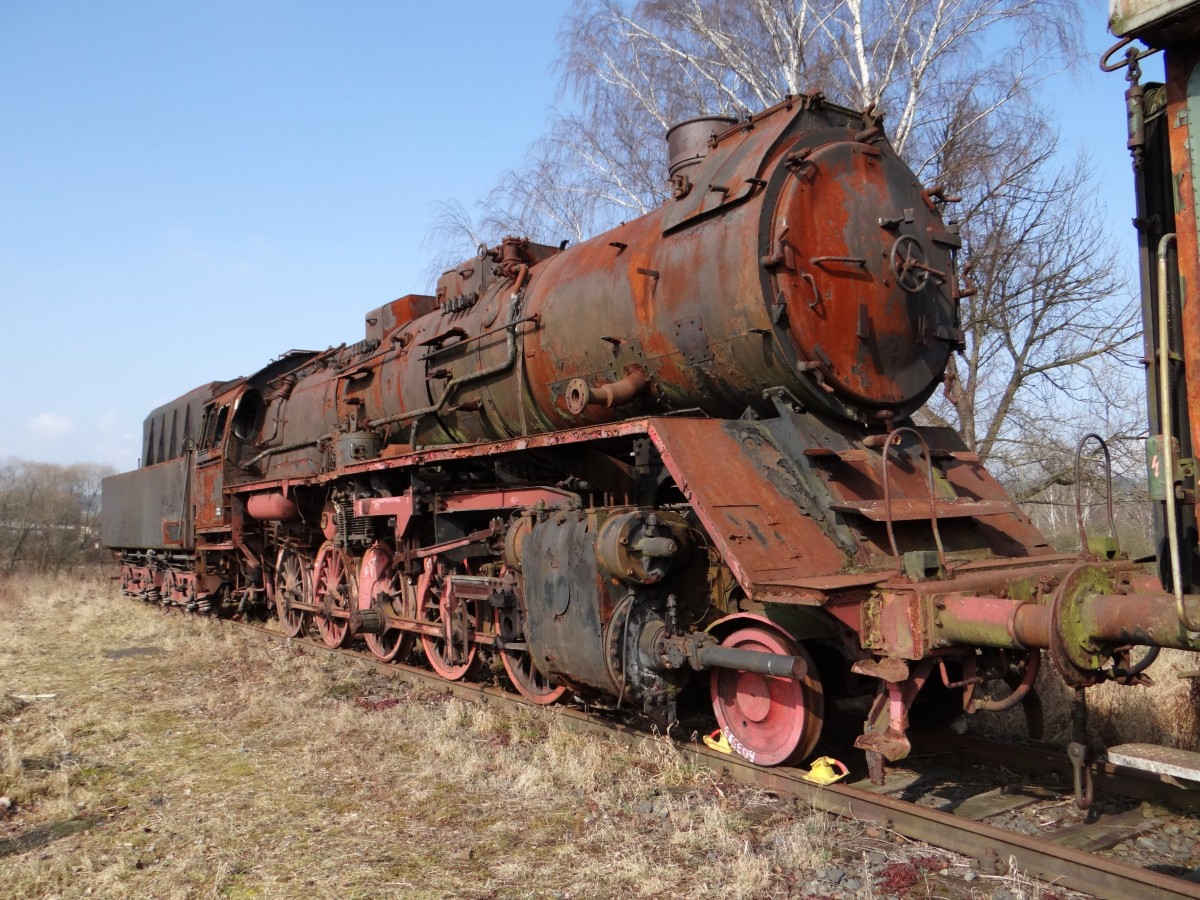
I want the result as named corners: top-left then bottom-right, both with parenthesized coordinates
top-left (973, 649), bottom-right (1200, 753)
top-left (0, 574), bottom-right (869, 899)
top-left (2, 574), bottom-right (1154, 898)
top-left (1081, 650), bottom-right (1200, 752)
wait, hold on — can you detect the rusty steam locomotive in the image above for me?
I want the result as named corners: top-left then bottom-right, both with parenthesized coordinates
top-left (102, 94), bottom-right (1200, 780)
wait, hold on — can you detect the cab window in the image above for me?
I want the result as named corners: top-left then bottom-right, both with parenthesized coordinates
top-left (202, 404), bottom-right (229, 450)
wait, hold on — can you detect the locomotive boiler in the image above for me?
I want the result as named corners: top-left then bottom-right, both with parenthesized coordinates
top-left (102, 93), bottom-right (1200, 786)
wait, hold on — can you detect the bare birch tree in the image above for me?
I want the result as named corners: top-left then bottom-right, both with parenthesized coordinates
top-left (917, 85), bottom-right (1143, 513)
top-left (476, 0), bottom-right (1078, 240)
top-left (929, 137), bottom-right (1141, 440)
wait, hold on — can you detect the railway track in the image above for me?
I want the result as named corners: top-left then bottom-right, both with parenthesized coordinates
top-left (195, 611), bottom-right (1199, 899)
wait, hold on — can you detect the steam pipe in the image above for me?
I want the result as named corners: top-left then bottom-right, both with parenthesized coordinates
top-left (970, 651), bottom-right (1040, 712)
top-left (587, 369), bottom-right (649, 408)
top-left (242, 437), bottom-right (320, 470)
top-left (565, 368), bottom-right (649, 415)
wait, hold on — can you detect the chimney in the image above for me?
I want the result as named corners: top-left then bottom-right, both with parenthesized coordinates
top-left (665, 115), bottom-right (737, 178)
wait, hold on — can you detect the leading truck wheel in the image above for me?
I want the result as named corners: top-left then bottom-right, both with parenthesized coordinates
top-left (710, 627), bottom-right (824, 767)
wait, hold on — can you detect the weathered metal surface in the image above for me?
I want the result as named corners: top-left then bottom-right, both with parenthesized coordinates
top-left (709, 625), bottom-right (823, 765)
top-left (357, 542), bottom-right (411, 662)
top-left (435, 486), bottom-right (579, 516)
top-left (644, 417), bottom-right (846, 594)
top-left (865, 589), bottom-right (925, 658)
top-left (415, 558), bottom-right (481, 680)
top-left (139, 382), bottom-right (217, 467)
top-left (593, 509), bottom-right (688, 585)
top-left (192, 454), bottom-right (224, 532)
top-left (224, 415), bottom-right (1054, 582)
top-left (101, 457), bottom-right (191, 550)
top-left (118, 564), bottom-right (157, 598)
top-left (273, 546), bottom-right (310, 638)
top-left (1171, 45), bottom-right (1200, 544)
top-left (934, 595), bottom-right (1028, 649)
top-left (493, 575), bottom-right (568, 705)
top-left (160, 568), bottom-right (198, 606)
top-left (1108, 744), bottom-right (1200, 782)
top-left (245, 492), bottom-right (298, 521)
top-left (665, 115), bottom-right (735, 177)
top-left (182, 96), bottom-right (962, 491)
top-left (828, 498), bottom-right (1010, 521)
top-left (767, 140), bottom-right (959, 416)
top-left (364, 294), bottom-right (438, 344)
top-left (99, 75), bottom-right (1200, 784)
top-left (1085, 591), bottom-right (1200, 651)
top-left (1110, 0), bottom-right (1200, 40)
top-left (694, 642), bottom-right (807, 679)
top-left (312, 541), bottom-right (355, 648)
top-left (522, 508), bottom-right (621, 695)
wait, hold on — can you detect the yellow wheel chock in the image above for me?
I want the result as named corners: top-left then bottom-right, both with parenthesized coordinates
top-left (703, 728), bottom-right (733, 754)
top-left (802, 756), bottom-right (849, 785)
top-left (701, 730), bottom-right (847, 786)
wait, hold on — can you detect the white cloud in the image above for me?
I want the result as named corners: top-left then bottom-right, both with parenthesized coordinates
top-left (28, 411), bottom-right (75, 438)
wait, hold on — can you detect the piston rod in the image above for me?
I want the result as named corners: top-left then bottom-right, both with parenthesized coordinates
top-left (694, 643), bottom-right (808, 679)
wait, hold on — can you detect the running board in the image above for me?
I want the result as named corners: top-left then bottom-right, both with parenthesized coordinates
top-left (1107, 744), bottom-right (1200, 785)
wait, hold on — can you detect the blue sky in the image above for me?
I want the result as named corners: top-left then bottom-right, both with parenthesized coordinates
top-left (0, 1), bottom-right (1155, 470)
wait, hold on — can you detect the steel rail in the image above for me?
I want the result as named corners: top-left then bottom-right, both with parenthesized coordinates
top-left (208, 617), bottom-right (1200, 900)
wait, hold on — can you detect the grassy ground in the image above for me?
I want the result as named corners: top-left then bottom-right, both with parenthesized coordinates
top-left (0, 574), bottom-right (885, 899)
top-left (3, 573), bottom-right (1175, 898)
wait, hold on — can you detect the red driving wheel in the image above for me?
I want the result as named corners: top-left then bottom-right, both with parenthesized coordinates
top-left (312, 541), bottom-right (355, 649)
top-left (710, 626), bottom-right (824, 767)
